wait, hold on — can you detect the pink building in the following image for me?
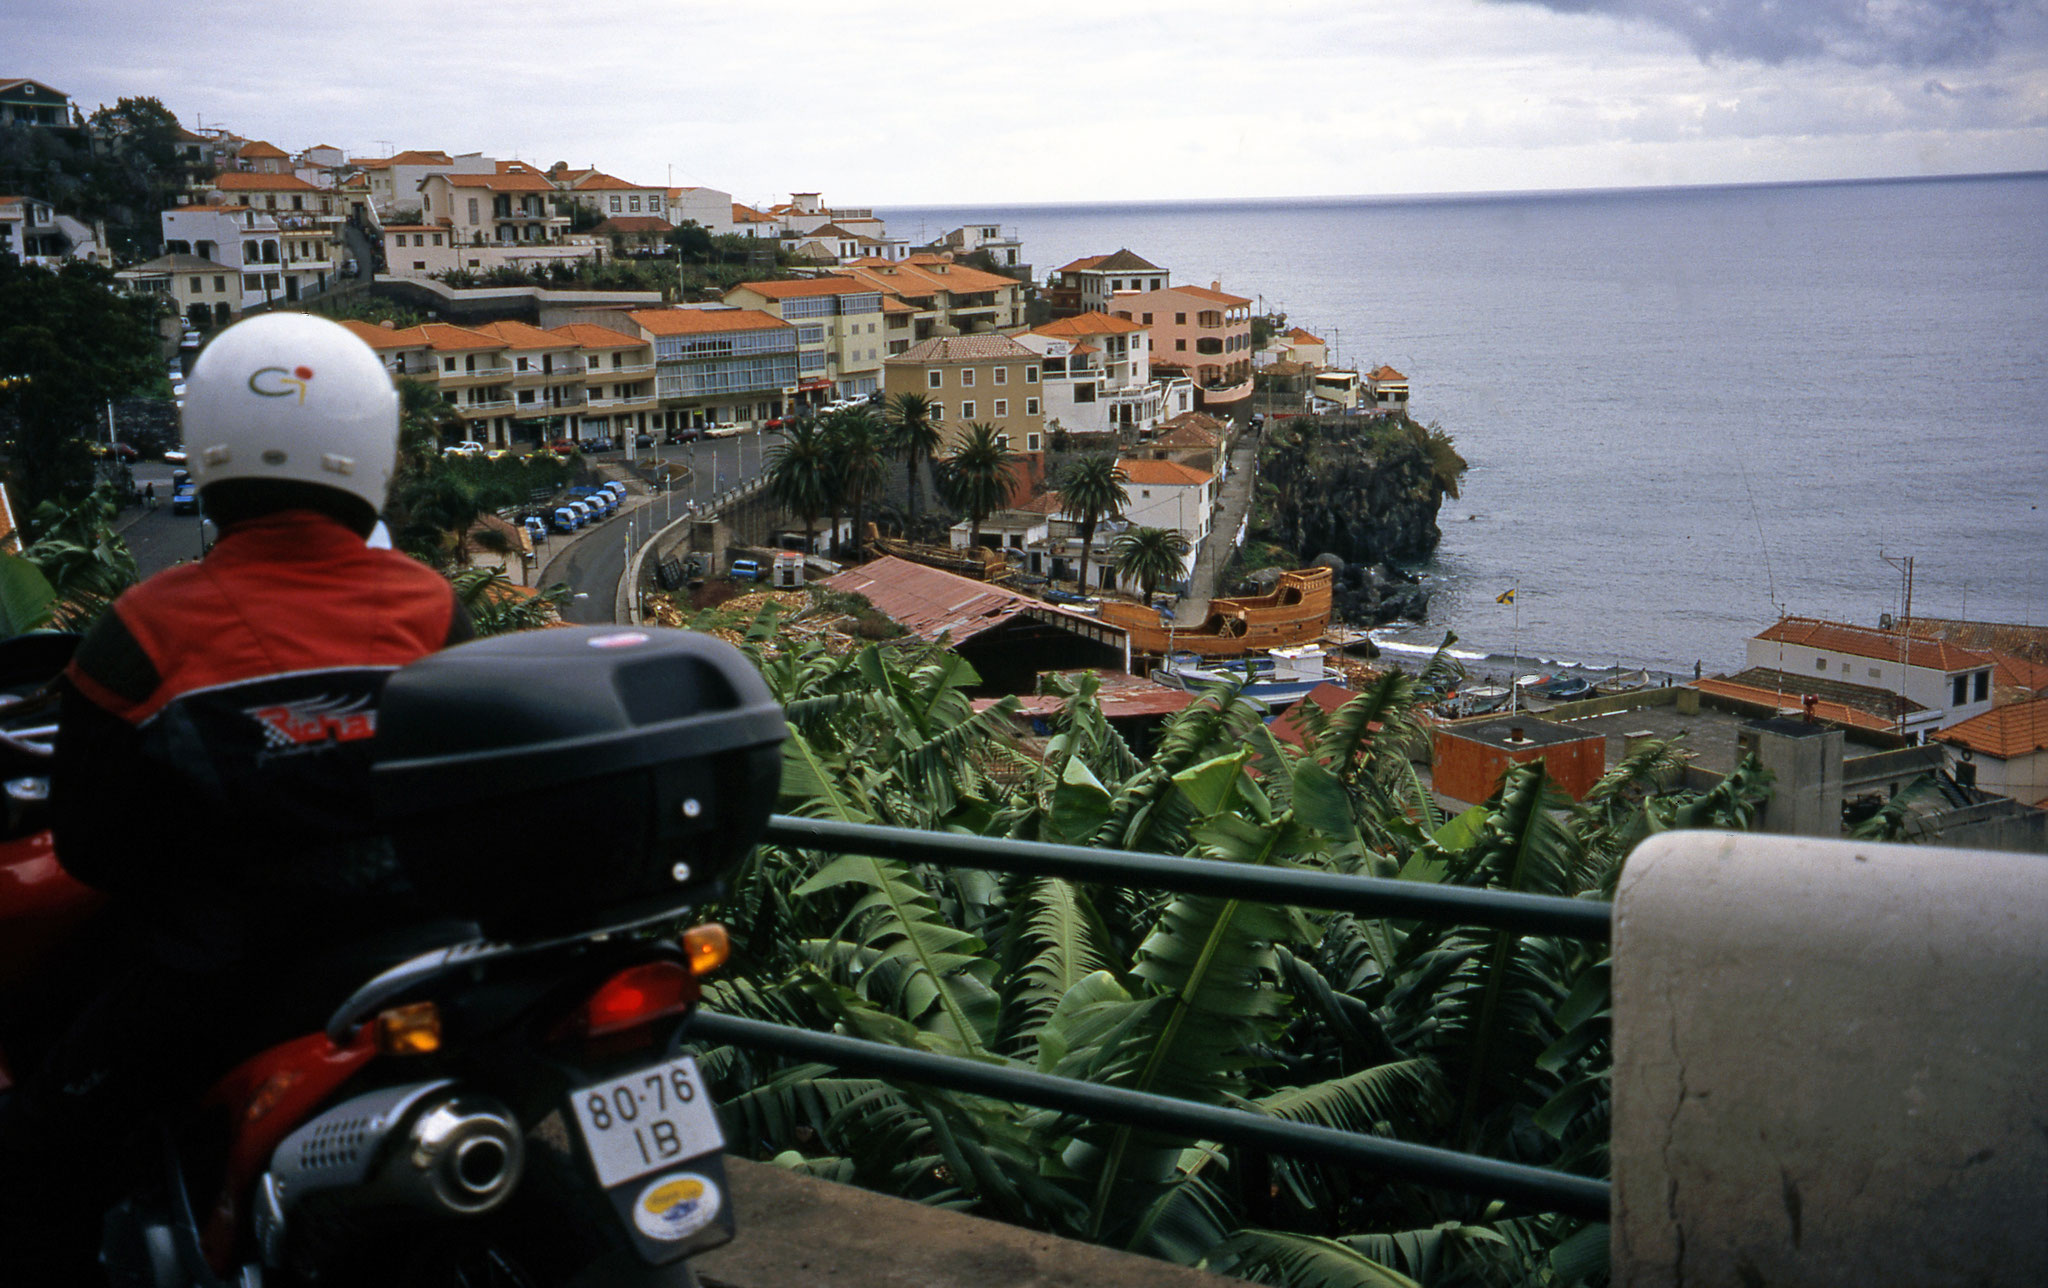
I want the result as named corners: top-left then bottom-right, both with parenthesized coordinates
top-left (1110, 281), bottom-right (1254, 413)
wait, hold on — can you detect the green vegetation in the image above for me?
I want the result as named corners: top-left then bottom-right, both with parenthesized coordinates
top-left (1255, 415), bottom-right (1469, 568)
top-left (1112, 525), bottom-right (1193, 602)
top-left (767, 418), bottom-right (833, 553)
top-left (939, 424), bottom-right (1020, 547)
top-left (1058, 454), bottom-right (1129, 593)
top-left (822, 409), bottom-right (890, 558)
top-left (886, 392), bottom-right (942, 533)
top-left (430, 228), bottom-right (796, 300)
top-left (687, 623), bottom-right (1776, 1286)
top-left (0, 95), bottom-right (191, 261)
top-left (0, 258), bottom-right (164, 509)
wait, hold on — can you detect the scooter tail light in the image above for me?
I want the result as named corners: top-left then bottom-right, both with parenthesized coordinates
top-left (554, 961), bottom-right (700, 1040)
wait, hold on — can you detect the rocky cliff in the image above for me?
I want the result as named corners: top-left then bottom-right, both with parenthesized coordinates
top-left (1250, 414), bottom-right (1467, 625)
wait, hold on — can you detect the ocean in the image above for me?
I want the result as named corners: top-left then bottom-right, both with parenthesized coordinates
top-left (880, 174), bottom-right (2048, 678)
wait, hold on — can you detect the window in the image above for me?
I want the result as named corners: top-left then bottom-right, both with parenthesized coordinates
top-left (1025, 398), bottom-right (1039, 415)
top-left (610, 196), bottom-right (622, 212)
top-left (1974, 670), bottom-right (1990, 702)
top-left (931, 403), bottom-right (944, 420)
top-left (189, 276), bottom-right (201, 291)
top-left (1149, 278), bottom-right (1161, 290)
top-left (1175, 312), bottom-right (1186, 324)
top-left (1197, 337), bottom-right (1223, 355)
top-left (961, 400), bottom-right (975, 419)
top-left (629, 196), bottom-right (641, 212)
top-left (1953, 674), bottom-right (1969, 705)
top-left (1027, 432), bottom-right (1041, 451)
top-left (994, 366), bottom-right (1007, 385)
top-left (1868, 667), bottom-right (1882, 678)
top-left (994, 399), bottom-right (1008, 417)
top-left (432, 233), bottom-right (443, 246)
top-left (1175, 339), bottom-right (1186, 351)
top-left (928, 370), bottom-right (943, 389)
top-left (1142, 489), bottom-right (1152, 499)
top-left (1815, 658), bottom-right (1828, 671)
top-left (444, 357), bottom-right (457, 373)
top-left (467, 198), bottom-right (479, 224)
top-left (996, 434), bottom-right (1010, 449)
top-left (1025, 365), bottom-right (1038, 383)
top-left (413, 260), bottom-right (426, 271)
top-left (1142, 312), bottom-right (1153, 324)
top-left (961, 368), bottom-right (975, 387)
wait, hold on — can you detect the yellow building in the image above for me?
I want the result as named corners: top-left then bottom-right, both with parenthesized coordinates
top-left (883, 334), bottom-right (1047, 460)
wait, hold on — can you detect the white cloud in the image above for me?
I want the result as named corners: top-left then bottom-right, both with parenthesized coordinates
top-left (17, 0), bottom-right (2048, 204)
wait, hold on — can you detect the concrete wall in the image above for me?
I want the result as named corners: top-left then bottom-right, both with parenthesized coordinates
top-left (1614, 832), bottom-right (2048, 1287)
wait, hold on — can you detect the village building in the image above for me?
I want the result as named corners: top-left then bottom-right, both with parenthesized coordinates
top-left (114, 251), bottom-right (240, 329)
top-left (232, 139), bottom-right (292, 175)
top-left (922, 223), bottom-right (1027, 277)
top-left (1366, 364), bottom-right (1410, 413)
top-left (1013, 312), bottom-right (1191, 440)
top-left (550, 167), bottom-right (669, 223)
top-left (837, 254), bottom-right (1028, 344)
top-left (883, 334), bottom-right (1046, 460)
top-left (419, 169), bottom-right (570, 247)
top-left (1113, 457), bottom-right (1214, 586)
top-left (0, 78), bottom-right (76, 130)
top-left (665, 186), bottom-right (735, 236)
top-left (1934, 697), bottom-right (2048, 807)
top-left (822, 556), bottom-right (1127, 695)
top-left (628, 306), bottom-right (798, 432)
top-left (1136, 411), bottom-right (1231, 476)
top-left (1743, 616), bottom-right (1997, 735)
top-left (157, 203), bottom-right (336, 315)
top-left (207, 172), bottom-right (343, 277)
top-left (350, 150), bottom-right (490, 218)
top-left (1109, 282), bottom-right (1255, 411)
top-left (550, 322), bottom-right (660, 445)
top-left (1047, 249), bottom-right (1168, 317)
top-left (723, 277), bottom-right (889, 403)
top-left (0, 194), bottom-right (106, 267)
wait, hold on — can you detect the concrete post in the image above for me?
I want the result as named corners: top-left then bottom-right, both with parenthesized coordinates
top-left (1612, 832), bottom-right (2048, 1287)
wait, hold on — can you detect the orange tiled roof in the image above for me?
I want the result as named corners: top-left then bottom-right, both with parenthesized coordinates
top-left (572, 172), bottom-right (654, 191)
top-left (352, 150), bottom-right (455, 169)
top-left (1171, 284), bottom-right (1252, 307)
top-left (1117, 458), bottom-right (1213, 486)
top-left (549, 322), bottom-right (648, 351)
top-left (1692, 677), bottom-right (1901, 733)
top-left (1369, 365), bottom-right (1407, 381)
top-left (167, 203), bottom-right (253, 213)
top-left (443, 172), bottom-right (557, 193)
top-left (592, 216), bottom-right (673, 235)
top-left (1992, 651), bottom-right (2048, 693)
top-left (1755, 616), bottom-right (1995, 673)
top-left (415, 323), bottom-right (508, 353)
top-left (336, 320), bottom-right (431, 350)
top-left (1935, 696), bottom-right (2048, 760)
top-left (837, 258), bottom-right (1019, 299)
top-left (214, 172), bottom-right (323, 192)
top-left (732, 204), bottom-right (779, 223)
top-left (892, 335), bottom-right (1034, 364)
top-left (1032, 311), bottom-right (1146, 339)
top-left (627, 307), bottom-right (790, 337)
top-left (471, 320), bottom-right (573, 351)
top-left (727, 277), bottom-right (879, 301)
top-left (497, 159), bottom-right (544, 175)
top-left (1288, 327), bottom-right (1325, 344)
top-left (236, 140), bottom-right (288, 159)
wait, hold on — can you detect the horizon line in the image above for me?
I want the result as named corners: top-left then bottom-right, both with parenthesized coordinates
top-left (871, 167), bottom-right (2048, 213)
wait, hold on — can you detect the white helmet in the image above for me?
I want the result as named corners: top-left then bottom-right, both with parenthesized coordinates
top-left (184, 312), bottom-right (399, 514)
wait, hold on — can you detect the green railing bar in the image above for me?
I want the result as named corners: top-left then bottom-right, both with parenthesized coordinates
top-left (693, 1011), bottom-right (1611, 1221)
top-left (762, 815), bottom-right (1613, 942)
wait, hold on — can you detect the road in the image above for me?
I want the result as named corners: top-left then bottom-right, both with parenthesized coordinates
top-left (119, 428), bottom-right (788, 619)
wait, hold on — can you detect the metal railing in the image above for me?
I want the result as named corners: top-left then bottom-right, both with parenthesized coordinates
top-left (696, 815), bottom-right (1613, 1223)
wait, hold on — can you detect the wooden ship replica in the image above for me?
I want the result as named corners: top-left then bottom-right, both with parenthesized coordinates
top-left (1097, 566), bottom-right (1333, 657)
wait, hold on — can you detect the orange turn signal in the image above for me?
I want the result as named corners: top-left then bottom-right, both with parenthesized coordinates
top-left (681, 923), bottom-right (730, 977)
top-left (375, 1000), bottom-right (442, 1055)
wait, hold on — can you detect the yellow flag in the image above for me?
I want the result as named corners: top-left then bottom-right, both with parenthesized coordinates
top-left (1496, 588), bottom-right (1515, 604)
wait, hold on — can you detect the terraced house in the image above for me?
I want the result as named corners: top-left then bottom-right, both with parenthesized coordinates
top-left (1013, 311), bottom-right (1194, 439)
top-left (1109, 280), bottom-right (1255, 409)
top-left (836, 255), bottom-right (1028, 346)
top-left (721, 277), bottom-right (893, 404)
top-left (627, 307), bottom-right (798, 433)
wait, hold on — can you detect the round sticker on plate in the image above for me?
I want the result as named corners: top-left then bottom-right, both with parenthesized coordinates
top-left (633, 1172), bottom-right (721, 1242)
top-left (587, 631), bottom-right (650, 649)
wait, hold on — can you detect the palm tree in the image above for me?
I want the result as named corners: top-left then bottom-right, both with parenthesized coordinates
top-left (938, 423), bottom-right (1018, 549)
top-left (1057, 453), bottom-right (1128, 595)
top-left (766, 416), bottom-right (833, 554)
top-left (1111, 525), bottom-right (1191, 604)
top-left (886, 391), bottom-right (942, 533)
top-left (825, 408), bottom-right (890, 559)
top-left (396, 376), bottom-right (456, 475)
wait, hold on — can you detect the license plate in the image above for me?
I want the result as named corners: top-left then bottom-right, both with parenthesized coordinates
top-left (569, 1057), bottom-right (725, 1188)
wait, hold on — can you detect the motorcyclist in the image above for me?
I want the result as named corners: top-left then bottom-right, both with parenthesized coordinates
top-left (0, 312), bottom-right (474, 1282)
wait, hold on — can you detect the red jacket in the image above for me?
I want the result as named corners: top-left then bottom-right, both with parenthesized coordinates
top-left (53, 512), bottom-right (470, 905)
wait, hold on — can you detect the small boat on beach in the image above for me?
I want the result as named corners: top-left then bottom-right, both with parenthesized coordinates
top-left (1156, 644), bottom-right (1340, 705)
top-left (1526, 675), bottom-right (1596, 702)
top-left (1595, 669), bottom-right (1652, 696)
top-left (1437, 684), bottom-right (1511, 718)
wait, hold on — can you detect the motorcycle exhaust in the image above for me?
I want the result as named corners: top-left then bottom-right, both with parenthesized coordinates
top-left (268, 1080), bottom-right (525, 1220)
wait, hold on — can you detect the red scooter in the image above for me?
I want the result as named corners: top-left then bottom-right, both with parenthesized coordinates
top-left (0, 626), bottom-right (785, 1286)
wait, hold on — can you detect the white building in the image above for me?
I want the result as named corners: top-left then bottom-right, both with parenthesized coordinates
top-left (1015, 312), bottom-right (1191, 438)
top-left (1116, 457), bottom-right (1213, 585)
top-left (160, 204), bottom-right (337, 314)
top-left (666, 186), bottom-right (735, 236)
top-left (1747, 617), bottom-right (1998, 733)
top-left (0, 195), bottom-right (106, 266)
top-left (1934, 697), bottom-right (2048, 805)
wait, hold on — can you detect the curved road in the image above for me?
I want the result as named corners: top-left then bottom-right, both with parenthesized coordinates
top-left (122, 429), bottom-right (786, 623)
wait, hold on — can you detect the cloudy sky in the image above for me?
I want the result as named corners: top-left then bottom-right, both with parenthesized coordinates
top-left (23, 0), bottom-right (2048, 206)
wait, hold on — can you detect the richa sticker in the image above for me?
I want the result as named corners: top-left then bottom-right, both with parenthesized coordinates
top-left (588, 631), bottom-right (650, 649)
top-left (633, 1172), bottom-right (721, 1242)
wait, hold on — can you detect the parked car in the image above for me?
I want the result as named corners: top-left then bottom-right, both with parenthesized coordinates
top-left (602, 481), bottom-right (627, 502)
top-left (570, 500), bottom-right (597, 525)
top-left (549, 438), bottom-right (578, 456)
top-left (666, 427), bottom-right (702, 444)
top-left (171, 482), bottom-right (199, 515)
top-left (161, 448), bottom-right (188, 466)
top-left (522, 515), bottom-right (548, 545)
top-left (550, 505), bottom-right (582, 534)
top-left (633, 433), bottom-right (655, 450)
top-left (443, 440), bottom-right (485, 458)
top-left (730, 558), bottom-right (762, 583)
top-left (703, 423), bottom-right (742, 439)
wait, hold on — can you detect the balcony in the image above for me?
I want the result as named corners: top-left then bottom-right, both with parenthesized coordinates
top-left (597, 361), bottom-right (656, 377)
top-left (459, 397), bottom-right (514, 414)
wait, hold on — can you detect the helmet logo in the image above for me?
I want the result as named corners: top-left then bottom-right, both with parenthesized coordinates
top-left (249, 365), bottom-right (316, 403)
